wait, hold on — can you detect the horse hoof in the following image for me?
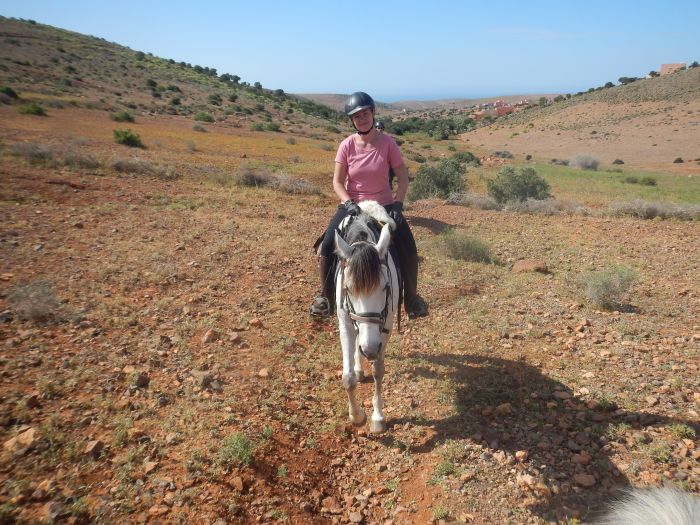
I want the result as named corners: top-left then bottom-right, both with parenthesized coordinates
top-left (369, 419), bottom-right (386, 434)
top-left (350, 412), bottom-right (366, 427)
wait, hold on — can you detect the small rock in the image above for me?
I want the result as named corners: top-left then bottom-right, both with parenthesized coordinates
top-left (249, 318), bottom-right (263, 328)
top-left (4, 427), bottom-right (38, 453)
top-left (84, 440), bottom-right (104, 459)
top-left (230, 476), bottom-right (245, 492)
top-left (144, 461), bottom-right (158, 474)
top-left (258, 368), bottom-right (270, 378)
top-left (135, 372), bottom-right (150, 389)
top-left (572, 451), bottom-right (592, 465)
top-left (494, 402), bottom-right (512, 415)
top-left (191, 370), bottom-right (214, 389)
top-left (573, 473), bottom-right (596, 487)
top-left (512, 259), bottom-right (548, 273)
top-left (201, 329), bottom-right (219, 344)
top-left (148, 504), bottom-right (170, 516)
top-left (515, 450), bottom-right (529, 462)
top-left (39, 501), bottom-right (63, 522)
top-left (645, 396), bottom-right (660, 407)
top-left (349, 511), bottom-right (363, 523)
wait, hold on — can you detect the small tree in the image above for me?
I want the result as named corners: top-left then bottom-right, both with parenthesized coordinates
top-left (648, 71), bottom-right (660, 78)
top-left (487, 166), bottom-right (550, 204)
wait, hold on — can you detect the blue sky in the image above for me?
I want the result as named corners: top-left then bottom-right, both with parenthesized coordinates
top-left (2, 0), bottom-right (698, 101)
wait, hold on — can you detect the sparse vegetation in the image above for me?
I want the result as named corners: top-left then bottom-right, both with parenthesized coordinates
top-left (7, 280), bottom-right (66, 324)
top-left (581, 265), bottom-right (636, 310)
top-left (440, 230), bottom-right (493, 263)
top-left (18, 102), bottom-right (46, 116)
top-left (569, 154), bottom-right (599, 171)
top-left (110, 110), bottom-right (135, 123)
top-left (194, 112), bottom-right (215, 123)
top-left (217, 433), bottom-right (255, 468)
top-left (113, 128), bottom-right (144, 148)
top-left (487, 166), bottom-right (551, 204)
top-left (409, 159), bottom-right (466, 200)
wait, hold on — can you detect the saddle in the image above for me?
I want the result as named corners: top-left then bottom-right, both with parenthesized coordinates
top-left (312, 214), bottom-right (403, 325)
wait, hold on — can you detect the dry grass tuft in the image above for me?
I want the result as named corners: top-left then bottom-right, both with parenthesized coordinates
top-left (608, 200), bottom-right (700, 221)
top-left (440, 230), bottom-right (493, 263)
top-left (6, 280), bottom-right (69, 324)
top-left (505, 198), bottom-right (591, 216)
top-left (445, 192), bottom-right (501, 210)
top-left (111, 157), bottom-right (179, 180)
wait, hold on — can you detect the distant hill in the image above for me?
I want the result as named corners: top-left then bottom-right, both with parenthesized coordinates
top-left (0, 16), bottom-right (343, 124)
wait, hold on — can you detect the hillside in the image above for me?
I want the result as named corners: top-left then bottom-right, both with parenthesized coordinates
top-left (463, 68), bottom-right (700, 174)
top-left (0, 17), bottom-right (343, 125)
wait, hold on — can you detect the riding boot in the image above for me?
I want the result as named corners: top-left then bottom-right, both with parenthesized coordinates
top-left (310, 255), bottom-right (334, 317)
top-left (402, 254), bottom-right (428, 318)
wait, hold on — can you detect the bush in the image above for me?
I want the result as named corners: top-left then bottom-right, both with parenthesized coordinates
top-left (250, 123), bottom-right (264, 132)
top-left (18, 102), bottom-right (46, 116)
top-left (0, 86), bottom-right (18, 98)
top-left (487, 166), bottom-right (551, 204)
top-left (272, 172), bottom-right (321, 195)
top-left (111, 157), bottom-right (178, 180)
top-left (7, 280), bottom-right (66, 324)
top-left (286, 137), bottom-right (296, 145)
top-left (264, 122), bottom-right (280, 132)
top-left (440, 230), bottom-right (493, 263)
top-left (492, 150), bottom-right (513, 159)
top-left (192, 124), bottom-right (207, 132)
top-left (217, 433), bottom-right (255, 468)
top-left (110, 111), bottom-right (134, 123)
top-left (445, 192), bottom-right (501, 210)
top-left (673, 157), bottom-right (684, 163)
top-left (450, 151), bottom-right (480, 166)
top-left (231, 166), bottom-right (274, 187)
top-left (504, 198), bottom-right (591, 216)
top-left (612, 159), bottom-right (624, 165)
top-left (194, 112), bottom-right (214, 123)
top-left (608, 200), bottom-right (700, 221)
top-left (409, 159), bottom-right (466, 200)
top-left (623, 176), bottom-right (657, 186)
top-left (581, 266), bottom-right (636, 310)
top-left (569, 154), bottom-right (599, 171)
top-left (9, 142), bottom-right (54, 164)
top-left (113, 129), bottom-right (144, 148)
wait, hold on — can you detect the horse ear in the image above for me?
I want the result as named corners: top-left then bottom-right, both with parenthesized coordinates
top-left (376, 224), bottom-right (391, 257)
top-left (334, 231), bottom-right (353, 260)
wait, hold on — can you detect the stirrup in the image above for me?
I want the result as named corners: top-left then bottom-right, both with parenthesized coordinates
top-left (405, 295), bottom-right (428, 319)
top-left (309, 296), bottom-right (330, 318)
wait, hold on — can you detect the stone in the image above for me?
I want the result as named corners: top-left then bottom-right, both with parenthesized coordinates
top-left (512, 259), bottom-right (548, 273)
top-left (258, 368), bottom-right (270, 378)
top-left (144, 461), bottom-right (158, 474)
top-left (645, 396), bottom-right (659, 406)
top-left (135, 372), bottom-right (150, 389)
top-left (573, 473), bottom-right (596, 487)
top-left (201, 329), bottom-right (219, 344)
top-left (4, 427), bottom-right (38, 453)
top-left (349, 511), bottom-right (363, 523)
top-left (84, 440), bottom-right (104, 459)
top-left (191, 370), bottom-right (214, 389)
top-left (39, 501), bottom-right (63, 522)
top-left (515, 450), bottom-right (529, 462)
top-left (230, 476), bottom-right (245, 492)
top-left (249, 318), bottom-right (263, 328)
top-left (494, 402), bottom-right (513, 415)
top-left (572, 451), bottom-right (591, 465)
top-left (148, 504), bottom-right (170, 516)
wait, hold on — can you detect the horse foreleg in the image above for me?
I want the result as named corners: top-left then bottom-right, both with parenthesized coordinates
top-left (339, 318), bottom-right (365, 426)
top-left (354, 342), bottom-right (364, 382)
top-left (369, 353), bottom-right (386, 433)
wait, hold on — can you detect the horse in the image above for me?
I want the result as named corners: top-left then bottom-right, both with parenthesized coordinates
top-left (595, 486), bottom-right (700, 524)
top-left (334, 201), bottom-right (399, 434)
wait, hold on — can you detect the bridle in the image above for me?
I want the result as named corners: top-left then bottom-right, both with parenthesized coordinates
top-left (339, 241), bottom-right (394, 337)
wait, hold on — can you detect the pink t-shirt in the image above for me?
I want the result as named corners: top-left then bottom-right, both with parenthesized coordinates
top-left (335, 133), bottom-right (405, 206)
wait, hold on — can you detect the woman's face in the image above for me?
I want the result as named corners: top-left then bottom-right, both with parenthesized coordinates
top-left (351, 108), bottom-right (374, 133)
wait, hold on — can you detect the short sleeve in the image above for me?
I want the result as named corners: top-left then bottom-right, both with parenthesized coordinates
top-left (335, 137), bottom-right (350, 165)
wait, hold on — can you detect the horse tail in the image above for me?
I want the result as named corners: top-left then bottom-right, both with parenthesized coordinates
top-left (596, 486), bottom-right (700, 525)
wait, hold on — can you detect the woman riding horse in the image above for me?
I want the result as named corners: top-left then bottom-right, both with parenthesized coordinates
top-left (310, 91), bottom-right (428, 320)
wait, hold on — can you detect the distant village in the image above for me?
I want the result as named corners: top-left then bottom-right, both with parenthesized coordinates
top-left (465, 62), bottom-right (689, 120)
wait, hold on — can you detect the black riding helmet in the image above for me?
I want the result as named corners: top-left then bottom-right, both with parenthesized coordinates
top-left (375, 120), bottom-right (385, 130)
top-left (345, 91), bottom-right (376, 134)
top-left (344, 91), bottom-right (375, 116)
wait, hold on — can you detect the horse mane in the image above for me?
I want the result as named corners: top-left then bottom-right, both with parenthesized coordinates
top-left (339, 215), bottom-right (382, 296)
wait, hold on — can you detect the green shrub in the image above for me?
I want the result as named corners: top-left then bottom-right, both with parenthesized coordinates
top-left (250, 123), bottom-right (264, 132)
top-left (581, 265), bottom-right (636, 310)
top-left (440, 230), bottom-right (493, 263)
top-left (0, 86), bottom-right (18, 98)
top-left (194, 112), bottom-right (214, 123)
top-left (113, 129), bottom-right (144, 148)
top-left (451, 151), bottom-right (480, 166)
top-left (409, 159), bottom-right (466, 200)
top-left (110, 110), bottom-right (134, 123)
top-left (18, 102), bottom-right (46, 116)
top-left (487, 166), bottom-right (550, 204)
top-left (264, 122), bottom-right (280, 132)
top-left (192, 124), bottom-right (207, 132)
top-left (217, 433), bottom-right (255, 467)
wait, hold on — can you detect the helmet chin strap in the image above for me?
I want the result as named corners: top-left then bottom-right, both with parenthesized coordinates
top-left (355, 120), bottom-right (375, 135)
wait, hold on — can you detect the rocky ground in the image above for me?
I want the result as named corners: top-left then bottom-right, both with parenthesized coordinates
top-left (1, 155), bottom-right (698, 524)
